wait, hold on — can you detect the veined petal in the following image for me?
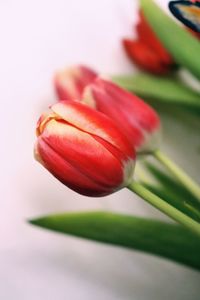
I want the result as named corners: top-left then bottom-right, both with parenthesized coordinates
top-left (83, 83), bottom-right (144, 149)
top-left (36, 138), bottom-right (112, 197)
top-left (88, 78), bottom-right (160, 133)
top-left (51, 101), bottom-right (135, 159)
top-left (83, 78), bottom-right (161, 153)
top-left (41, 119), bottom-right (125, 188)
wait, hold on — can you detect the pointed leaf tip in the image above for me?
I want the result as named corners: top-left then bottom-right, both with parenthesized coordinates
top-left (29, 210), bottom-right (200, 270)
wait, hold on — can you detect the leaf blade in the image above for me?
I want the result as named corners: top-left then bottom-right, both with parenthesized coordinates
top-left (29, 211), bottom-right (200, 271)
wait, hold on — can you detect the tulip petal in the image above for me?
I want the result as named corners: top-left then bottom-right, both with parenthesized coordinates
top-left (86, 78), bottom-right (160, 151)
top-left (136, 11), bottom-right (173, 64)
top-left (51, 101), bottom-right (135, 159)
top-left (91, 78), bottom-right (160, 134)
top-left (41, 119), bottom-right (125, 189)
top-left (54, 65), bottom-right (97, 101)
top-left (123, 39), bottom-right (171, 74)
top-left (36, 138), bottom-right (113, 197)
top-left (84, 82), bottom-right (144, 149)
top-left (83, 78), bottom-right (160, 152)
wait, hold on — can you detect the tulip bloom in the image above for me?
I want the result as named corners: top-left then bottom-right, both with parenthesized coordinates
top-left (35, 101), bottom-right (136, 197)
top-left (54, 65), bottom-right (97, 101)
top-left (83, 78), bottom-right (160, 153)
top-left (123, 11), bottom-right (174, 74)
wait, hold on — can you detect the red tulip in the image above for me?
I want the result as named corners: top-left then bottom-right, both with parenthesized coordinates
top-left (54, 65), bottom-right (97, 101)
top-left (83, 78), bottom-right (160, 153)
top-left (123, 11), bottom-right (174, 74)
top-left (35, 101), bottom-right (136, 197)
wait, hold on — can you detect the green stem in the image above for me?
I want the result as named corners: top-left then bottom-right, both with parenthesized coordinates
top-left (128, 181), bottom-right (200, 237)
top-left (154, 150), bottom-right (200, 204)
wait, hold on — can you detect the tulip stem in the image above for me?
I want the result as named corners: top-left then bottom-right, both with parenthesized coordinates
top-left (127, 181), bottom-right (200, 237)
top-left (153, 150), bottom-right (200, 204)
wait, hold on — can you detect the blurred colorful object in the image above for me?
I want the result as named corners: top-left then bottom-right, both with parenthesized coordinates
top-left (35, 101), bottom-right (135, 197)
top-left (169, 0), bottom-right (200, 32)
top-left (123, 11), bottom-right (174, 74)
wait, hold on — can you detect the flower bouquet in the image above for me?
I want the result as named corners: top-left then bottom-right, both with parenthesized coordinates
top-left (30, 0), bottom-right (200, 272)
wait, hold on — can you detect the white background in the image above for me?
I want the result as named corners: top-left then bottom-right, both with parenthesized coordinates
top-left (1, 0), bottom-right (200, 299)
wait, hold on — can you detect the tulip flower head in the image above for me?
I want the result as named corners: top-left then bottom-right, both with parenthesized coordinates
top-left (83, 78), bottom-right (161, 153)
top-left (123, 11), bottom-right (174, 74)
top-left (35, 101), bottom-right (136, 197)
top-left (54, 65), bottom-right (97, 101)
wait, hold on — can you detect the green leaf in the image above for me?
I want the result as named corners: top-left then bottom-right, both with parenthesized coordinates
top-left (140, 162), bottom-right (200, 222)
top-left (29, 211), bottom-right (200, 271)
top-left (140, 0), bottom-right (200, 80)
top-left (112, 73), bottom-right (200, 111)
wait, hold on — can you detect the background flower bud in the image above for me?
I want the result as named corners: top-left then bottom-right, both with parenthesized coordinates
top-left (54, 65), bottom-right (97, 101)
top-left (83, 78), bottom-right (161, 153)
top-left (123, 39), bottom-right (172, 74)
top-left (122, 10), bottom-right (174, 74)
top-left (123, 9), bottom-right (200, 74)
top-left (35, 101), bottom-right (136, 197)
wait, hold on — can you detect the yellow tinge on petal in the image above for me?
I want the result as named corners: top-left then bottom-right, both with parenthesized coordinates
top-left (36, 110), bottom-right (61, 136)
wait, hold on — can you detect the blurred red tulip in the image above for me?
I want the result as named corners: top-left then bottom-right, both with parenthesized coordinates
top-left (35, 101), bottom-right (136, 197)
top-left (123, 11), bottom-right (174, 74)
top-left (54, 65), bottom-right (161, 153)
top-left (54, 65), bottom-right (97, 101)
top-left (83, 78), bottom-right (161, 153)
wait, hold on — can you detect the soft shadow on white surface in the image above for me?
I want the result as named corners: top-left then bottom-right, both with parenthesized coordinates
top-left (1, 0), bottom-right (200, 299)
top-left (1, 234), bottom-right (200, 300)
